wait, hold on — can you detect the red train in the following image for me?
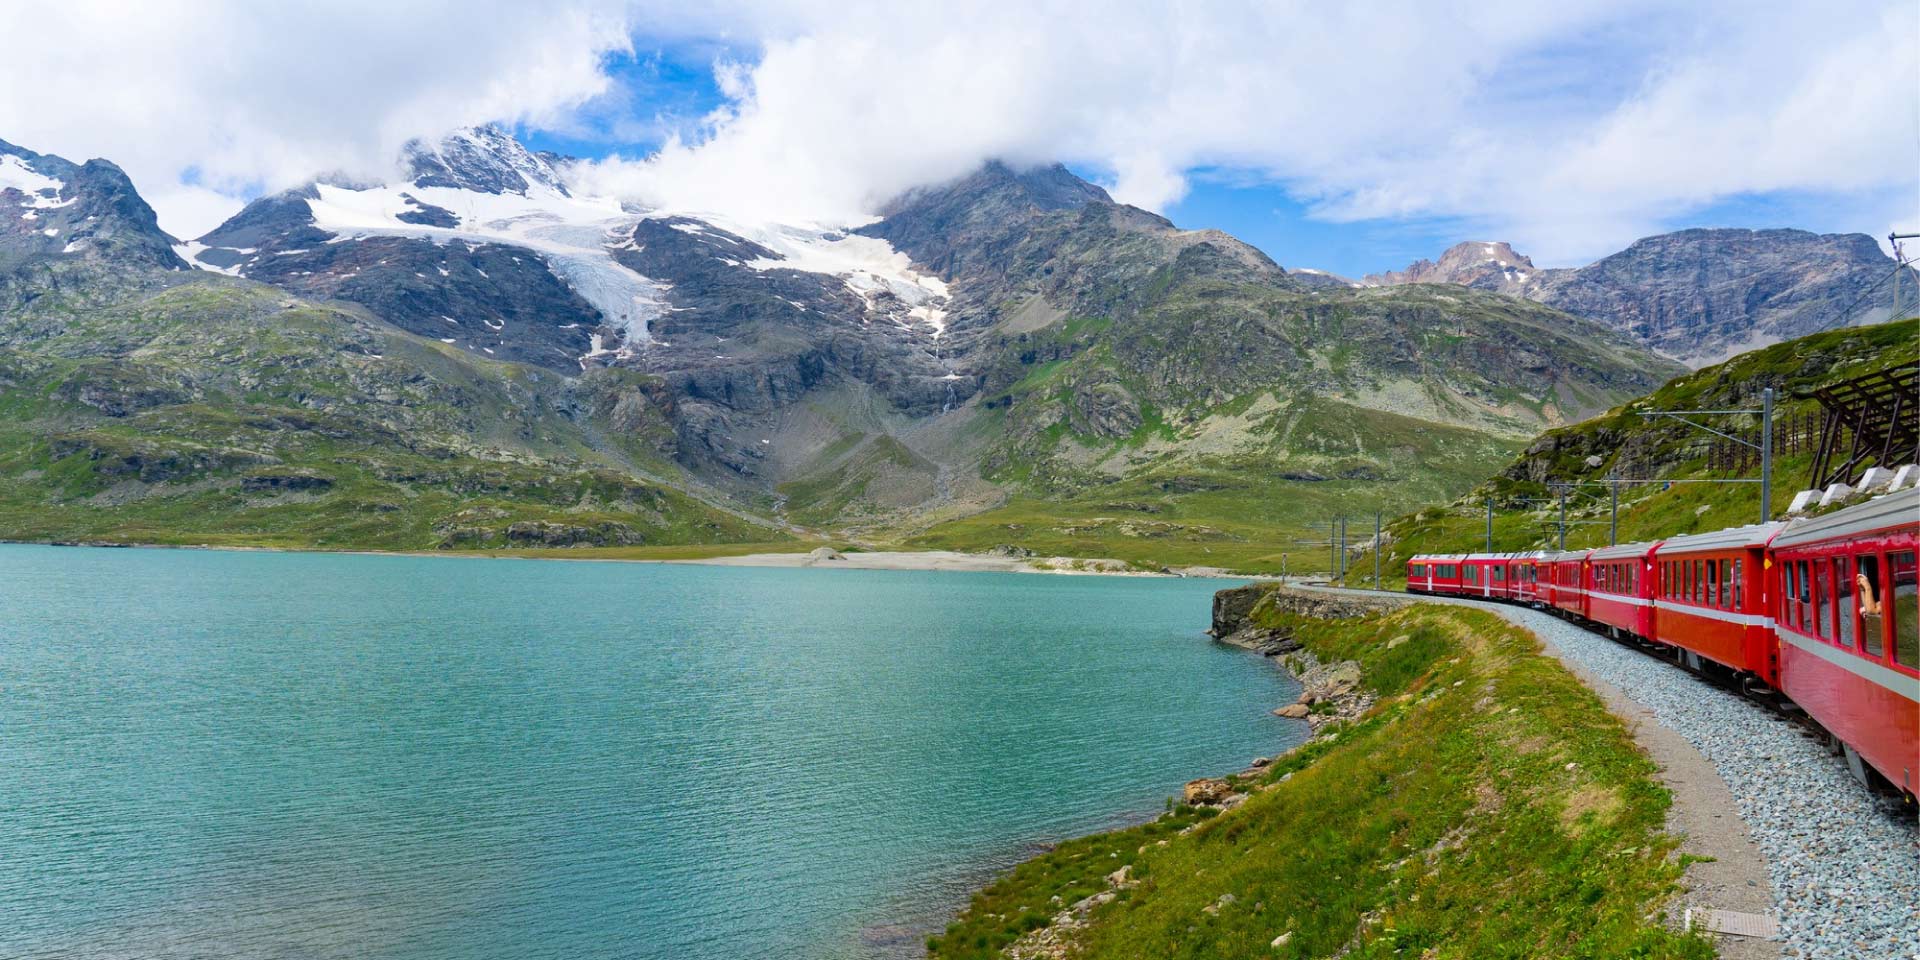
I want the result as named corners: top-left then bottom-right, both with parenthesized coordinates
top-left (1407, 485), bottom-right (1920, 801)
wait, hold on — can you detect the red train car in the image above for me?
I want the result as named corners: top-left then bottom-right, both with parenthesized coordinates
top-left (1650, 523), bottom-right (1783, 686)
top-left (1406, 554), bottom-right (1468, 596)
top-left (1768, 487), bottom-right (1919, 796)
top-left (1586, 541), bottom-right (1659, 640)
top-left (1461, 554), bottom-right (1506, 599)
top-left (1542, 549), bottom-right (1593, 619)
top-left (1510, 552), bottom-right (1545, 605)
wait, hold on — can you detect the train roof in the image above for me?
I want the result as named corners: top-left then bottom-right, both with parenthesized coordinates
top-left (1542, 549), bottom-right (1594, 563)
top-left (1408, 552), bottom-right (1538, 562)
top-left (1657, 521), bottom-right (1785, 554)
top-left (1590, 540), bottom-right (1659, 561)
top-left (1771, 486), bottom-right (1920, 550)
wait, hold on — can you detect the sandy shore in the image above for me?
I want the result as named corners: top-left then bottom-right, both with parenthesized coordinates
top-left (683, 552), bottom-right (1128, 572)
top-left (682, 548), bottom-right (1244, 578)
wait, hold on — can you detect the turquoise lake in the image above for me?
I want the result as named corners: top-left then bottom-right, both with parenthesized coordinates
top-left (0, 545), bottom-right (1300, 959)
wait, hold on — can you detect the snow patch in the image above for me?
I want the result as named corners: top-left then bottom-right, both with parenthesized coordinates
top-left (0, 155), bottom-right (75, 209)
top-left (650, 211), bottom-right (952, 338)
top-left (304, 181), bottom-right (666, 358)
top-left (171, 241), bottom-right (245, 276)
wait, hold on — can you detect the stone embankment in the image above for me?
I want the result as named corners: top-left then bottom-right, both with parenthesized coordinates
top-left (1175, 584), bottom-right (1407, 812)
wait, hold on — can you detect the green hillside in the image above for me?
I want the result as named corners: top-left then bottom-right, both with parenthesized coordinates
top-left (1341, 319), bottom-right (1918, 587)
top-left (0, 262), bottom-right (777, 551)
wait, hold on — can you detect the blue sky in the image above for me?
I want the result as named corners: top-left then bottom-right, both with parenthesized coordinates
top-left (8, 3), bottom-right (1912, 264)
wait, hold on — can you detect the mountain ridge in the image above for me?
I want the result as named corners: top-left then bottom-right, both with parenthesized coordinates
top-left (0, 128), bottom-right (1817, 563)
top-left (1363, 229), bottom-right (1914, 366)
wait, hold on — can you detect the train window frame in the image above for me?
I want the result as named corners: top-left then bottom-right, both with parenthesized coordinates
top-left (1813, 559), bottom-right (1834, 641)
top-left (1718, 559), bottom-right (1733, 610)
top-left (1781, 560), bottom-right (1797, 629)
top-left (1732, 558), bottom-right (1743, 609)
top-left (1844, 555), bottom-right (1877, 657)
top-left (1890, 550), bottom-right (1916, 671)
top-left (1706, 560), bottom-right (1720, 608)
top-left (1794, 560), bottom-right (1813, 632)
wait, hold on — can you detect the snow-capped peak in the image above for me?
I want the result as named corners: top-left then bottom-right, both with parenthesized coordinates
top-left (401, 124), bottom-right (571, 198)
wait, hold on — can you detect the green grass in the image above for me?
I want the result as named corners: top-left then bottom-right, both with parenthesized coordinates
top-left (929, 599), bottom-right (1713, 960)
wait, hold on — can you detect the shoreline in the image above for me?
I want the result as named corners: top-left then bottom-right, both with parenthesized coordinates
top-left (3, 538), bottom-right (1258, 579)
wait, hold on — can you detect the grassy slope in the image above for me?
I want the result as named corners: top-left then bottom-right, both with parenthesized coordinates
top-left (929, 600), bottom-right (1711, 960)
top-left (0, 269), bottom-right (779, 551)
top-left (1344, 319), bottom-right (1918, 588)
top-left (904, 396), bottom-right (1521, 573)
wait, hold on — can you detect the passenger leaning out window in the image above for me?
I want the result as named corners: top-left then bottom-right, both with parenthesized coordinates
top-left (1857, 555), bottom-right (1884, 657)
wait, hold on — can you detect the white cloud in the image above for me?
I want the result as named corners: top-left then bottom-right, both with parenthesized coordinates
top-left (0, 0), bottom-right (642, 237)
top-left (580, 0), bottom-right (1917, 262)
top-left (2, 1), bottom-right (1913, 262)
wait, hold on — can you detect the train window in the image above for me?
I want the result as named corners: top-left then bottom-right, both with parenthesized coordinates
top-left (1718, 559), bottom-right (1732, 609)
top-left (1789, 560), bottom-right (1804, 629)
top-left (1692, 560), bottom-right (1704, 603)
top-left (1493, 566), bottom-right (1504, 581)
top-left (1842, 556), bottom-right (1873, 655)
top-left (1891, 551), bottom-right (1917, 669)
top-left (1438, 564), bottom-right (1456, 578)
top-left (1781, 560), bottom-right (1797, 629)
top-left (1813, 560), bottom-right (1834, 641)
top-left (1732, 559), bottom-right (1743, 609)
top-left (1854, 555), bottom-right (1882, 658)
top-left (1706, 561), bottom-right (1720, 608)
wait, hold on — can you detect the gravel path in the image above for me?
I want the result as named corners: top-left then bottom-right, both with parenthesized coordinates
top-left (1312, 587), bottom-right (1920, 959)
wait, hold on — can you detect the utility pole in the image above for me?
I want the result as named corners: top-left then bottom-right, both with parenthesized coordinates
top-left (1609, 478), bottom-right (1618, 546)
top-left (1760, 387), bottom-right (1773, 523)
top-left (1329, 518), bottom-right (1336, 579)
top-left (1339, 517), bottom-right (1348, 579)
top-left (1557, 487), bottom-right (1568, 551)
top-left (1485, 496), bottom-right (1494, 552)
top-left (1373, 511), bottom-right (1382, 590)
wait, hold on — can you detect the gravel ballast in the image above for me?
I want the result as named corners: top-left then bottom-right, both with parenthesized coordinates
top-left (1409, 595), bottom-right (1919, 959)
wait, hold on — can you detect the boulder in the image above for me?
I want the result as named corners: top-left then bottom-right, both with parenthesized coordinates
top-left (805, 546), bottom-right (847, 563)
top-left (1182, 777), bottom-right (1235, 806)
top-left (1272, 704), bottom-right (1310, 719)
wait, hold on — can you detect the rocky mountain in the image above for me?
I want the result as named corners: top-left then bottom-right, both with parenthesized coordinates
top-left (1364, 230), bottom-right (1916, 366)
top-left (0, 139), bottom-right (186, 270)
top-left (1361, 240), bottom-right (1538, 291)
top-left (1, 127), bottom-right (1693, 560)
